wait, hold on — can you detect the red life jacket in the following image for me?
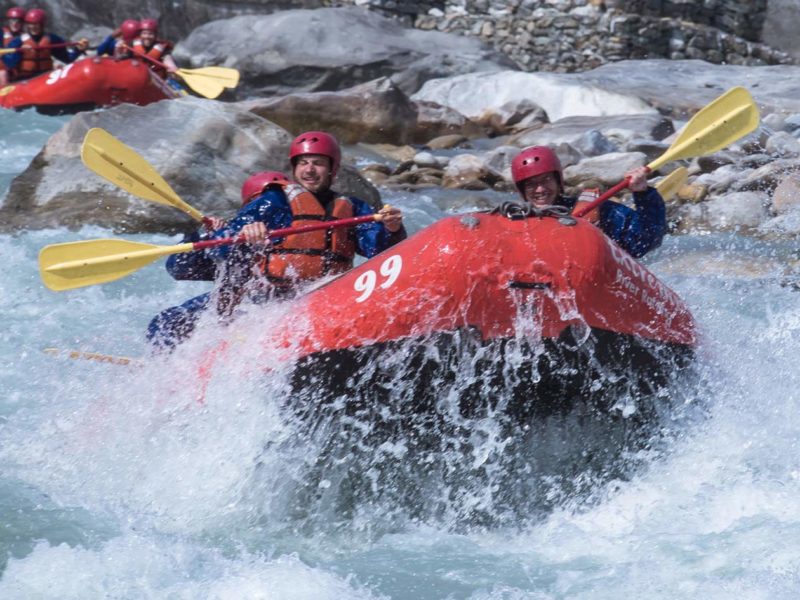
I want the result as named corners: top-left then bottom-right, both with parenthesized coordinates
top-left (18, 33), bottom-right (53, 77)
top-left (260, 184), bottom-right (357, 285)
top-left (131, 38), bottom-right (172, 78)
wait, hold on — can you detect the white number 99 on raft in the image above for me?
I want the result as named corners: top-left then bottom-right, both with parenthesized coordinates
top-left (45, 63), bottom-right (74, 85)
top-left (354, 255), bottom-right (403, 303)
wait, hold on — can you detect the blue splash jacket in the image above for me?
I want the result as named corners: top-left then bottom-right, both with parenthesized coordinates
top-left (562, 186), bottom-right (666, 258)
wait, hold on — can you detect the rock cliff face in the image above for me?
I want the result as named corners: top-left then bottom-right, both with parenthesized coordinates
top-left (32, 0), bottom-right (329, 40)
top-left (384, 0), bottom-right (795, 71)
top-left (43, 0), bottom-right (799, 73)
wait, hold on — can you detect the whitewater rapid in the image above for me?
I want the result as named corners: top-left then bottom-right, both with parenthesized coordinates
top-left (1, 110), bottom-right (800, 598)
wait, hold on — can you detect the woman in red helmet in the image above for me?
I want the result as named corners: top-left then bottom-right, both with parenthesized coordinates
top-left (2, 8), bottom-right (89, 80)
top-left (510, 146), bottom-right (666, 258)
top-left (147, 172), bottom-right (293, 350)
top-left (96, 19), bottom-right (141, 59)
top-left (2, 6), bottom-right (24, 46)
top-left (240, 171), bottom-right (291, 207)
top-left (131, 18), bottom-right (178, 78)
top-left (160, 171), bottom-right (290, 286)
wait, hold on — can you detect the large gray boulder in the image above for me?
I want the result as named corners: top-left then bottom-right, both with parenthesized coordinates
top-left (239, 77), bottom-right (484, 145)
top-left (575, 59), bottom-right (800, 118)
top-left (412, 70), bottom-right (658, 123)
top-left (411, 59), bottom-right (800, 124)
top-left (0, 96), bottom-right (379, 233)
top-left (173, 7), bottom-right (516, 98)
top-left (510, 114), bottom-right (675, 154)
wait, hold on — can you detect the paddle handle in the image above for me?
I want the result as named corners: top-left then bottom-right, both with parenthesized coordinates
top-left (190, 214), bottom-right (381, 251)
top-left (572, 167), bottom-right (652, 218)
top-left (43, 347), bottom-right (140, 366)
top-left (0, 41), bottom-right (83, 55)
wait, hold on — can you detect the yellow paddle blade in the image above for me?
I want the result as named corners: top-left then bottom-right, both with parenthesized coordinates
top-left (177, 66), bottom-right (239, 88)
top-left (650, 87), bottom-right (760, 171)
top-left (175, 70), bottom-right (226, 99)
top-left (39, 238), bottom-right (195, 291)
top-left (0, 47), bottom-right (18, 55)
top-left (81, 128), bottom-right (205, 222)
top-left (654, 166), bottom-right (688, 201)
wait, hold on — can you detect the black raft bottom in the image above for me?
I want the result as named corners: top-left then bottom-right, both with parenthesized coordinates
top-left (32, 102), bottom-right (98, 116)
top-left (288, 326), bottom-right (697, 433)
top-left (267, 326), bottom-right (702, 528)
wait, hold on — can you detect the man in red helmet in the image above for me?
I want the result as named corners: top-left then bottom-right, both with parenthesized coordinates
top-left (2, 8), bottom-right (89, 79)
top-left (204, 134), bottom-right (404, 326)
top-left (131, 18), bottom-right (178, 78)
top-left (96, 19), bottom-right (140, 59)
top-left (146, 134), bottom-right (405, 351)
top-left (510, 146), bottom-right (666, 258)
top-left (231, 131), bottom-right (404, 282)
top-left (0, 6), bottom-right (25, 85)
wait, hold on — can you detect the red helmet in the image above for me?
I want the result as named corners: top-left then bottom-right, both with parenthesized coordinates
top-left (511, 146), bottom-right (562, 189)
top-left (24, 8), bottom-right (46, 25)
top-left (139, 18), bottom-right (158, 33)
top-left (6, 7), bottom-right (25, 20)
top-left (119, 19), bottom-right (141, 43)
top-left (241, 171), bottom-right (289, 205)
top-left (289, 131), bottom-right (341, 176)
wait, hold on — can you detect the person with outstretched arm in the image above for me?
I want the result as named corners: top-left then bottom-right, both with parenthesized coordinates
top-left (95, 19), bottom-right (140, 59)
top-left (2, 9), bottom-right (88, 80)
top-left (510, 146), bottom-right (666, 257)
top-left (147, 133), bottom-right (405, 350)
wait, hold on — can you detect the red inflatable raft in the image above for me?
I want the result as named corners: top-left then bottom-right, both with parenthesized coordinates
top-left (207, 207), bottom-right (698, 425)
top-left (0, 56), bottom-right (181, 113)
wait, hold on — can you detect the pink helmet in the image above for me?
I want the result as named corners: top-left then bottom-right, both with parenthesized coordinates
top-left (24, 8), bottom-right (46, 25)
top-left (241, 171), bottom-right (289, 205)
top-left (289, 131), bottom-right (341, 176)
top-left (511, 146), bottom-right (563, 190)
top-left (6, 6), bottom-right (25, 20)
top-left (139, 18), bottom-right (158, 33)
top-left (119, 19), bottom-right (141, 43)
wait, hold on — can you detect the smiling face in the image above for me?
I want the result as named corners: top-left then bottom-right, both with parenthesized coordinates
top-left (25, 21), bottom-right (42, 36)
top-left (292, 154), bottom-right (333, 194)
top-left (520, 171), bottom-right (560, 208)
top-left (7, 17), bottom-right (22, 34)
top-left (139, 29), bottom-right (156, 47)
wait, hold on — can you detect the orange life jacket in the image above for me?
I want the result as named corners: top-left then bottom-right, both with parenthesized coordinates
top-left (18, 33), bottom-right (53, 77)
top-left (261, 184), bottom-right (357, 285)
top-left (131, 38), bottom-right (172, 78)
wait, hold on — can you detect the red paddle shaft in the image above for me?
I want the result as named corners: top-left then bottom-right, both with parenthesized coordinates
top-left (190, 214), bottom-right (381, 252)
